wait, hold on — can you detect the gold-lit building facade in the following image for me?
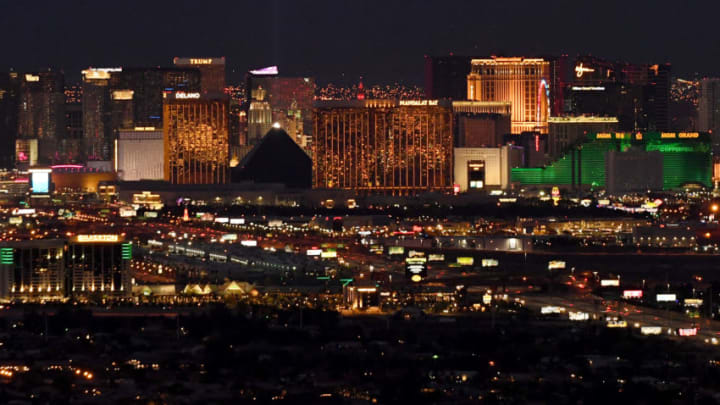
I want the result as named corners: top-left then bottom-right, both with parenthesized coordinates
top-left (82, 68), bottom-right (113, 161)
top-left (18, 71), bottom-right (65, 164)
top-left (163, 93), bottom-right (229, 184)
top-left (313, 100), bottom-right (453, 195)
top-left (51, 170), bottom-right (118, 193)
top-left (467, 57), bottom-right (550, 134)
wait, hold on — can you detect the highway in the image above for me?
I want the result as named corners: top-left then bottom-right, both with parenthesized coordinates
top-left (521, 293), bottom-right (720, 344)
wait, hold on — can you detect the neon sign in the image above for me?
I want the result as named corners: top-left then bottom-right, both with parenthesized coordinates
top-left (175, 92), bottom-right (201, 99)
top-left (77, 234), bottom-right (120, 243)
top-left (189, 58), bottom-right (213, 64)
top-left (399, 100), bottom-right (439, 106)
top-left (575, 62), bottom-right (595, 78)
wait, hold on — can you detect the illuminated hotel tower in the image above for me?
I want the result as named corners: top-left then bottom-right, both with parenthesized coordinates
top-left (467, 57), bottom-right (550, 134)
top-left (163, 92), bottom-right (229, 184)
top-left (0, 240), bottom-right (66, 300)
top-left (313, 100), bottom-right (453, 195)
top-left (173, 57), bottom-right (226, 94)
top-left (247, 86), bottom-right (272, 144)
top-left (0, 72), bottom-right (20, 169)
top-left (82, 68), bottom-right (117, 161)
top-left (18, 71), bottom-right (66, 163)
top-left (67, 235), bottom-right (132, 298)
top-left (113, 67), bottom-right (201, 128)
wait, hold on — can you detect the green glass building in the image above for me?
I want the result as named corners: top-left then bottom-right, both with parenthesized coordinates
top-left (511, 132), bottom-right (712, 190)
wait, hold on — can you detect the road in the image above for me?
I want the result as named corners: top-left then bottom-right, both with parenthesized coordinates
top-left (521, 293), bottom-right (720, 344)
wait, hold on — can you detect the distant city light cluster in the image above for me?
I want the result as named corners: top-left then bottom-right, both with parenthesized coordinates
top-left (671, 78), bottom-right (700, 106)
top-left (317, 82), bottom-right (425, 100)
top-left (1, 1), bottom-right (720, 398)
top-left (64, 84), bottom-right (82, 104)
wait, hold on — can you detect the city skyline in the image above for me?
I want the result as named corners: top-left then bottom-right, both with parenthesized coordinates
top-left (3, 3), bottom-right (720, 402)
top-left (2, 0), bottom-right (720, 85)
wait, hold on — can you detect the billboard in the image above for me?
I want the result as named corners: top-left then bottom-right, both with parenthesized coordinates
top-left (306, 249), bottom-right (322, 256)
top-left (678, 328), bottom-right (698, 336)
top-left (321, 249), bottom-right (337, 258)
top-left (11, 208), bottom-right (35, 216)
top-left (405, 257), bottom-right (427, 282)
top-left (369, 245), bottom-right (383, 254)
top-left (656, 293), bottom-right (677, 302)
top-left (623, 290), bottom-right (643, 299)
top-left (641, 326), bottom-right (662, 335)
top-left (548, 260), bottom-right (566, 270)
top-left (569, 311), bottom-right (589, 321)
top-left (119, 207), bottom-right (137, 217)
top-left (388, 246), bottom-right (404, 255)
top-left (540, 306), bottom-right (564, 314)
top-left (457, 257), bottom-right (474, 266)
top-left (241, 240), bottom-right (258, 247)
top-left (481, 258), bottom-right (499, 268)
top-left (29, 168), bottom-right (50, 194)
top-left (428, 254), bottom-right (445, 262)
top-left (600, 279), bottom-right (620, 287)
top-left (684, 298), bottom-right (703, 307)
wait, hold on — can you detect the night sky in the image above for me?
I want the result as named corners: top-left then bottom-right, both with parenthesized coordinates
top-left (2, 0), bottom-right (719, 85)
